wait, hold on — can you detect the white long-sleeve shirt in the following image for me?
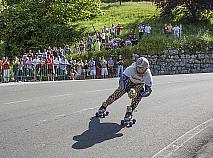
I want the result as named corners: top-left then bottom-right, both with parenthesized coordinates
top-left (123, 63), bottom-right (153, 86)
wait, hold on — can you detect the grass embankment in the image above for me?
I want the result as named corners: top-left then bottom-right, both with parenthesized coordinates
top-left (70, 2), bottom-right (213, 61)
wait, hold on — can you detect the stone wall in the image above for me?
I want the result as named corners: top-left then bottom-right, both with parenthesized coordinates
top-left (142, 52), bottom-right (213, 75)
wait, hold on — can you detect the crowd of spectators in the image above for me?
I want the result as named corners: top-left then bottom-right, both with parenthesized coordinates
top-left (0, 22), bottom-right (182, 83)
top-left (0, 48), bottom-right (127, 83)
top-left (73, 22), bottom-right (181, 54)
top-left (73, 23), bottom-right (154, 54)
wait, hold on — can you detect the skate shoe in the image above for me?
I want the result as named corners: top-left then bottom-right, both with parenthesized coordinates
top-left (95, 102), bottom-right (109, 118)
top-left (124, 106), bottom-right (133, 121)
top-left (121, 106), bottom-right (136, 127)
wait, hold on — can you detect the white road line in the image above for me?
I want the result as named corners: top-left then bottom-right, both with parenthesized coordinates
top-left (3, 99), bottom-right (31, 105)
top-left (48, 88), bottom-right (114, 99)
top-left (48, 94), bottom-right (73, 98)
top-left (87, 88), bottom-right (114, 93)
top-left (152, 118), bottom-right (213, 158)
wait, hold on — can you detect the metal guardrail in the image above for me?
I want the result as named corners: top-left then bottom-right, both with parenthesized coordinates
top-left (0, 63), bottom-right (117, 83)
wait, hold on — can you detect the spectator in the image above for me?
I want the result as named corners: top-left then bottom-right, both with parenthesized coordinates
top-left (116, 55), bottom-right (124, 77)
top-left (0, 58), bottom-right (2, 82)
top-left (47, 46), bottom-right (53, 56)
top-left (79, 40), bottom-right (85, 54)
top-left (116, 23), bottom-right (123, 36)
top-left (130, 33), bottom-right (138, 46)
top-left (103, 24), bottom-right (108, 34)
top-left (138, 23), bottom-right (145, 39)
top-left (95, 39), bottom-right (101, 51)
top-left (163, 24), bottom-right (169, 36)
top-left (76, 59), bottom-right (83, 79)
top-left (86, 34), bottom-right (92, 51)
top-left (107, 56), bottom-right (115, 78)
top-left (46, 55), bottom-right (54, 81)
top-left (167, 23), bottom-right (173, 35)
top-left (110, 24), bottom-right (115, 38)
top-left (102, 31), bottom-right (106, 43)
top-left (10, 59), bottom-right (15, 82)
top-left (26, 56), bottom-right (33, 81)
top-left (58, 47), bottom-right (64, 58)
top-left (173, 24), bottom-right (181, 38)
top-left (39, 57), bottom-right (45, 81)
top-left (52, 47), bottom-right (58, 57)
top-left (32, 56), bottom-right (37, 81)
top-left (64, 44), bottom-right (71, 55)
top-left (73, 44), bottom-right (79, 54)
top-left (69, 60), bottom-right (77, 80)
top-left (2, 57), bottom-right (10, 82)
top-left (96, 57), bottom-right (102, 79)
top-left (101, 56), bottom-right (108, 79)
top-left (43, 48), bottom-right (48, 59)
top-left (125, 39), bottom-right (132, 47)
top-left (59, 56), bottom-right (68, 80)
top-left (88, 58), bottom-right (96, 79)
top-left (104, 42), bottom-right (111, 51)
top-left (144, 24), bottom-right (151, 35)
top-left (54, 56), bottom-right (60, 80)
top-left (13, 56), bottom-right (20, 82)
top-left (82, 59), bottom-right (89, 79)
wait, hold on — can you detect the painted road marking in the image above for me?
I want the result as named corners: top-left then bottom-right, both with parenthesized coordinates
top-left (3, 99), bottom-right (31, 105)
top-left (152, 118), bottom-right (213, 158)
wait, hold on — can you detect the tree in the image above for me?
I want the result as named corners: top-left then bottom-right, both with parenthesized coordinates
top-left (155, 0), bottom-right (213, 22)
top-left (0, 0), bottom-right (101, 56)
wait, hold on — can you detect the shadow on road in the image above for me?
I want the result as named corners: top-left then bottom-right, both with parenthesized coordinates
top-left (72, 116), bottom-right (123, 149)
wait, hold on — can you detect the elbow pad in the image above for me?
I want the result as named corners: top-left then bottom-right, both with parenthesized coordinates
top-left (140, 84), bottom-right (152, 97)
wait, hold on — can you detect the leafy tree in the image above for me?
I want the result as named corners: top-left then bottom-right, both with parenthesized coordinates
top-left (0, 0), bottom-right (101, 56)
top-left (155, 0), bottom-right (213, 22)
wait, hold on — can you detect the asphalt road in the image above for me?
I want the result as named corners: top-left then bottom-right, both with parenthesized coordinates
top-left (0, 73), bottom-right (213, 158)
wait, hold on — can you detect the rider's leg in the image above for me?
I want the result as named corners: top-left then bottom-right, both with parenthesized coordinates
top-left (98, 87), bottom-right (126, 113)
top-left (125, 84), bottom-right (144, 118)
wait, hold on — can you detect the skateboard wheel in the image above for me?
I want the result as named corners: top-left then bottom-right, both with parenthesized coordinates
top-left (133, 119), bottom-right (136, 124)
top-left (95, 112), bottom-right (99, 117)
top-left (105, 111), bottom-right (109, 116)
top-left (121, 120), bottom-right (124, 125)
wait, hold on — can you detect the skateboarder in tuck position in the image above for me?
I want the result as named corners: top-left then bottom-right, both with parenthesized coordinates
top-left (97, 57), bottom-right (153, 120)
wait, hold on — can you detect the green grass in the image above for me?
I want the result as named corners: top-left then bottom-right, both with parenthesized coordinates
top-left (74, 2), bottom-right (212, 36)
top-left (74, 2), bottom-right (160, 35)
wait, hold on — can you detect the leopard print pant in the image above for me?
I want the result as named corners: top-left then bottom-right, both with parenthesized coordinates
top-left (103, 79), bottom-right (144, 111)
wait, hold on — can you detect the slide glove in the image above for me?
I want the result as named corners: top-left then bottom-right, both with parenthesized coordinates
top-left (119, 74), bottom-right (129, 92)
top-left (140, 84), bottom-right (152, 97)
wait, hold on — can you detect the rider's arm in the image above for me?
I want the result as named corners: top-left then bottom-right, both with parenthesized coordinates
top-left (140, 69), bottom-right (153, 97)
top-left (140, 84), bottom-right (152, 97)
top-left (119, 74), bottom-right (129, 92)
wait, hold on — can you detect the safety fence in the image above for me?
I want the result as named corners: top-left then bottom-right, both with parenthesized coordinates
top-left (0, 63), bottom-right (117, 83)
